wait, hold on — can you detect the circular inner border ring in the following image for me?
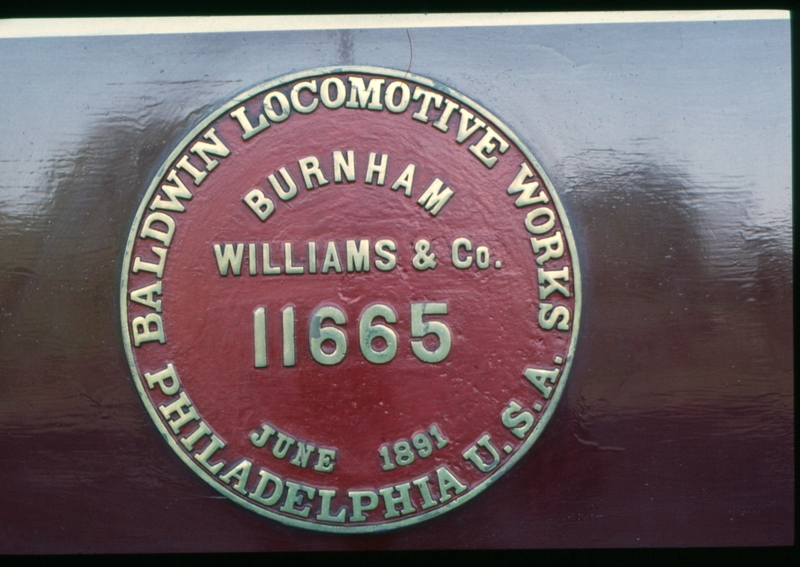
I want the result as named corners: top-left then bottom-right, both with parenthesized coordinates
top-left (119, 65), bottom-right (582, 533)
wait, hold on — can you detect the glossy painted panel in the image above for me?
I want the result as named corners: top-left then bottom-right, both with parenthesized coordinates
top-left (0, 16), bottom-right (792, 551)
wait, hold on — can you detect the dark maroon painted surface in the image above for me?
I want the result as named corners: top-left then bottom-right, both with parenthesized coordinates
top-left (0, 20), bottom-right (792, 551)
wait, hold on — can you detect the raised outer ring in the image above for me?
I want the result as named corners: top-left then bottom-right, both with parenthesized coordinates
top-left (119, 65), bottom-right (582, 533)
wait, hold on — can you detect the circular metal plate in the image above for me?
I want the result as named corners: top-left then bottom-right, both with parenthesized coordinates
top-left (120, 66), bottom-right (581, 532)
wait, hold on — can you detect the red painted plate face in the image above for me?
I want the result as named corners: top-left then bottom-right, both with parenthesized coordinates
top-left (121, 67), bottom-right (581, 532)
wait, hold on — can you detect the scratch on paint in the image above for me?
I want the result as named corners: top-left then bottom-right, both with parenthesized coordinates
top-left (574, 434), bottom-right (626, 451)
top-left (405, 29), bottom-right (413, 78)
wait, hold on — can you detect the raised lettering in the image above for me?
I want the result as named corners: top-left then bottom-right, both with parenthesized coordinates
top-left (229, 105), bottom-right (269, 140)
top-left (190, 127), bottom-right (230, 172)
top-left (507, 162), bottom-right (549, 207)
top-left (150, 169), bottom-right (193, 213)
top-left (346, 76), bottom-right (385, 110)
top-left (538, 266), bottom-right (570, 299)
top-left (524, 366), bottom-right (560, 399)
top-left (417, 178), bottom-right (454, 216)
top-left (130, 281), bottom-right (162, 312)
top-left (469, 126), bottom-right (509, 168)
top-left (298, 156), bottom-right (329, 189)
top-left (213, 243), bottom-right (244, 276)
top-left (538, 303), bottom-right (571, 331)
top-left (131, 313), bottom-right (165, 346)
